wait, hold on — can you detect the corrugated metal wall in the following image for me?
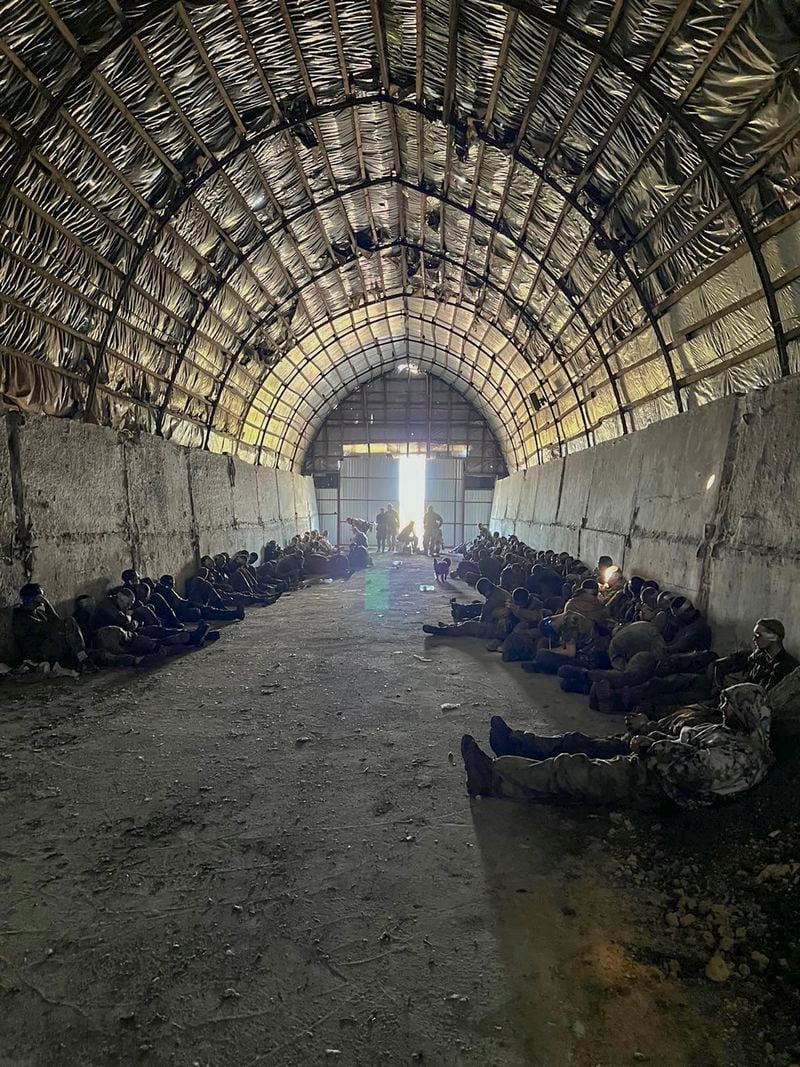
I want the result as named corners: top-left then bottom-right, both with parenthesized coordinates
top-left (464, 488), bottom-right (494, 543)
top-left (305, 372), bottom-right (506, 476)
top-left (424, 458), bottom-right (464, 549)
top-left (316, 486), bottom-right (338, 542)
top-left (338, 456), bottom-right (399, 546)
top-left (318, 458), bottom-right (494, 549)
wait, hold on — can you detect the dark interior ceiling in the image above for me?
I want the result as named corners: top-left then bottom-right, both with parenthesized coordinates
top-left (1, 0), bottom-right (798, 471)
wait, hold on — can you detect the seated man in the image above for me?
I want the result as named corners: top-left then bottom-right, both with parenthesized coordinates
top-left (476, 549), bottom-right (502, 585)
top-left (12, 583), bottom-right (90, 671)
top-left (592, 555), bottom-right (615, 583)
top-left (521, 611), bottom-right (602, 675)
top-left (76, 593), bottom-right (163, 660)
top-left (303, 549), bottom-right (335, 576)
top-left (525, 563), bottom-right (563, 600)
top-left (396, 521), bottom-right (419, 554)
top-left (422, 578), bottom-right (510, 640)
top-left (275, 550), bottom-right (304, 588)
top-left (563, 579), bottom-right (611, 631)
top-left (461, 683), bottom-right (772, 810)
top-left (662, 597), bottom-right (712, 655)
top-left (157, 575), bottom-right (243, 622)
top-left (227, 552), bottom-right (277, 603)
top-left (191, 560), bottom-right (260, 606)
top-left (263, 540), bottom-right (281, 563)
top-left (351, 526), bottom-right (369, 550)
top-left (130, 582), bottom-right (186, 637)
top-left (348, 542), bottom-right (371, 571)
top-left (628, 617), bottom-right (797, 719)
top-left (495, 588), bottom-right (545, 662)
top-left (132, 582), bottom-right (223, 645)
top-left (715, 618), bottom-right (798, 692)
top-left (582, 619), bottom-right (667, 709)
top-left (245, 552), bottom-right (287, 594)
top-left (328, 551), bottom-right (351, 580)
top-left (73, 595), bottom-right (161, 669)
top-left (453, 555), bottom-right (482, 584)
top-left (499, 559), bottom-right (528, 593)
top-left (95, 588), bottom-right (213, 650)
top-left (606, 576), bottom-right (645, 624)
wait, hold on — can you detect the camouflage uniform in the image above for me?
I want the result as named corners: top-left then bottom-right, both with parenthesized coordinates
top-left (490, 684), bottom-right (771, 810)
top-left (646, 683), bottom-right (772, 809)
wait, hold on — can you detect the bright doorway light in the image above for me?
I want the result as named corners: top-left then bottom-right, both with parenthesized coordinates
top-left (398, 455), bottom-right (427, 538)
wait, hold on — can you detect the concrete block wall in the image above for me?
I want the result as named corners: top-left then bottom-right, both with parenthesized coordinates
top-left (490, 377), bottom-right (800, 653)
top-left (0, 411), bottom-right (318, 661)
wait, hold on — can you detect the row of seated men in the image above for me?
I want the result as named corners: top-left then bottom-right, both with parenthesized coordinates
top-left (423, 530), bottom-right (796, 810)
top-left (286, 527), bottom-right (372, 575)
top-left (7, 535), bottom-right (344, 676)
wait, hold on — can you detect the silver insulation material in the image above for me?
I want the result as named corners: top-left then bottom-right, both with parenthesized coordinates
top-left (0, 0), bottom-right (798, 470)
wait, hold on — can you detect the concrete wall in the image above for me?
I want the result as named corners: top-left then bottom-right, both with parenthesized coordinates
top-left (490, 376), bottom-right (800, 652)
top-left (0, 411), bottom-right (318, 661)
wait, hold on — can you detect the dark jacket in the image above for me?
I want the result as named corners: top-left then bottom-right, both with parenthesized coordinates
top-left (748, 648), bottom-right (799, 691)
top-left (665, 613), bottom-right (712, 654)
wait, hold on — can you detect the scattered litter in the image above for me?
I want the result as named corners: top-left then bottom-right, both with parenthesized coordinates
top-left (413, 654), bottom-right (433, 663)
top-left (440, 703), bottom-right (461, 712)
top-left (294, 737), bottom-right (312, 746)
top-left (446, 993), bottom-right (469, 1003)
top-left (392, 560), bottom-right (403, 568)
top-left (419, 584), bottom-right (435, 592)
top-left (320, 578), bottom-right (333, 584)
top-left (448, 752), bottom-right (455, 764)
top-left (222, 988), bottom-right (240, 999)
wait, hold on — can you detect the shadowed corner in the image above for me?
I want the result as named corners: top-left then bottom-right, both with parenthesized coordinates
top-left (466, 795), bottom-right (700, 1066)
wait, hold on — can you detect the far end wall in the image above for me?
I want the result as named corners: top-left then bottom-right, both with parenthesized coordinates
top-left (0, 412), bottom-right (318, 661)
top-left (490, 376), bottom-right (800, 653)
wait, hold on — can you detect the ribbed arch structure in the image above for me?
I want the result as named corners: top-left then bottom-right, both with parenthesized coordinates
top-left (1, 0), bottom-right (798, 470)
top-left (247, 295), bottom-right (536, 470)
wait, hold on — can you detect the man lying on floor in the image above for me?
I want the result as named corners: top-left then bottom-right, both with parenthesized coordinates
top-left (422, 578), bottom-right (511, 640)
top-left (460, 683), bottom-right (772, 810)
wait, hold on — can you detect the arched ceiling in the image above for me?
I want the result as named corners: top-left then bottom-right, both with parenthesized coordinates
top-left (1, 0), bottom-right (798, 470)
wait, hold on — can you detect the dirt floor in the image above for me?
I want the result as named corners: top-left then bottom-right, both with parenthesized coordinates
top-left (1, 555), bottom-right (798, 1066)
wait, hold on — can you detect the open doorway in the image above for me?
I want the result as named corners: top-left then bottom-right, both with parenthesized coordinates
top-left (398, 455), bottom-right (426, 540)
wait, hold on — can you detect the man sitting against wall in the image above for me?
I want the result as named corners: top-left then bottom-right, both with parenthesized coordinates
top-left (156, 574), bottom-right (244, 622)
top-left (593, 617), bottom-right (796, 717)
top-left (94, 587), bottom-right (215, 651)
top-left (12, 583), bottom-right (92, 673)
